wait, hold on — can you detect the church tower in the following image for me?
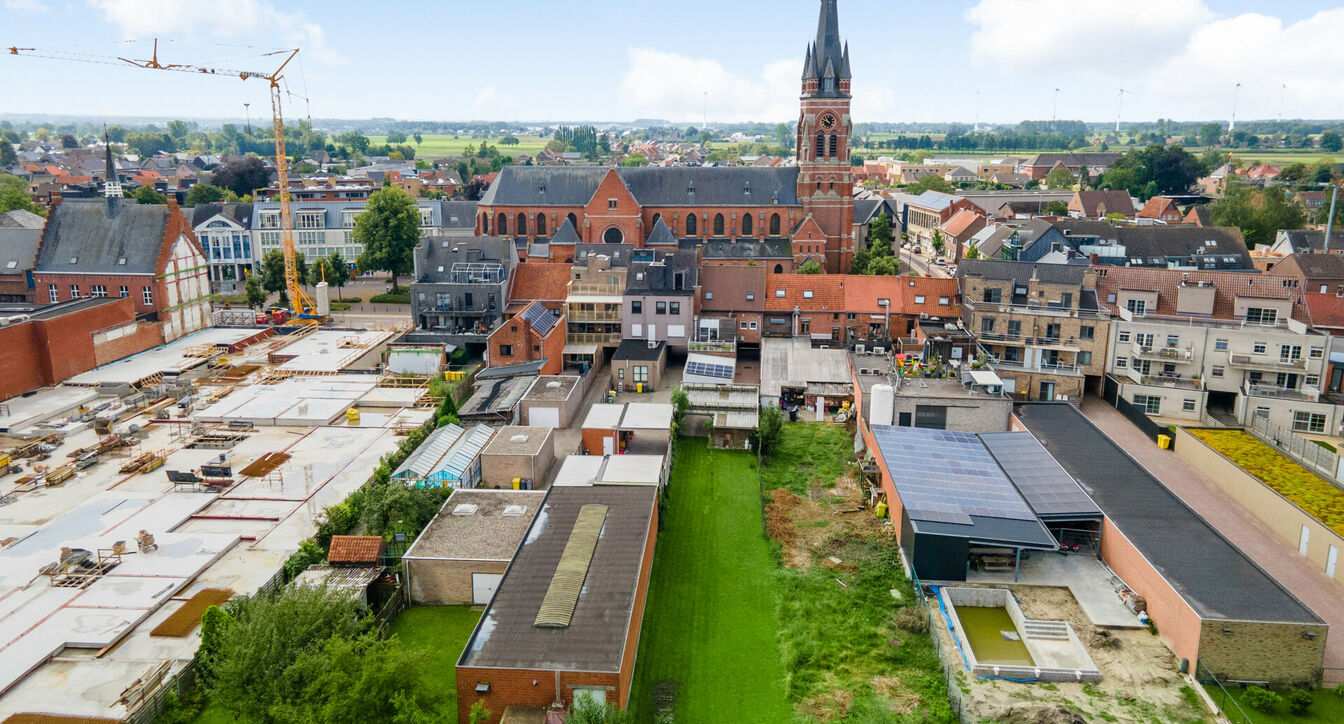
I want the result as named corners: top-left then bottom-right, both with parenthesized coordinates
top-left (797, 0), bottom-right (855, 273)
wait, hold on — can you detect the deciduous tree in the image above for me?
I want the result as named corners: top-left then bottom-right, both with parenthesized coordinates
top-left (0, 175), bottom-right (42, 216)
top-left (244, 274), bottom-right (267, 310)
top-left (184, 183), bottom-right (226, 206)
top-left (308, 252), bottom-right (351, 298)
top-left (212, 156), bottom-right (272, 198)
top-left (1044, 167), bottom-right (1074, 190)
top-left (354, 186), bottom-right (420, 293)
top-left (797, 259), bottom-right (823, 274)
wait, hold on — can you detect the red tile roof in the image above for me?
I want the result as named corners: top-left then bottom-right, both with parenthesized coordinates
top-left (901, 276), bottom-right (962, 318)
top-left (942, 209), bottom-right (985, 237)
top-left (764, 273), bottom-right (844, 311)
top-left (509, 262), bottom-right (573, 304)
top-left (1137, 196), bottom-right (1179, 219)
top-left (327, 535), bottom-right (384, 564)
top-left (1304, 292), bottom-right (1344, 331)
top-left (1095, 267), bottom-right (1307, 321)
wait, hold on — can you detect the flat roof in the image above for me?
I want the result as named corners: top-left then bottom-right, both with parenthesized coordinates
top-left (482, 426), bottom-right (553, 457)
top-left (598, 455), bottom-right (664, 485)
top-left (620, 402), bottom-right (674, 430)
top-left (582, 403), bottom-right (625, 430)
top-left (760, 337), bottom-right (851, 397)
top-left (892, 377), bottom-right (1005, 401)
top-left (458, 486), bottom-right (657, 672)
top-left (275, 330), bottom-right (395, 373)
top-left (404, 489), bottom-right (548, 562)
top-left (980, 432), bottom-right (1101, 521)
top-left (65, 327), bottom-right (256, 386)
top-left (1015, 403), bottom-right (1323, 624)
top-left (871, 425), bottom-right (1056, 549)
top-left (551, 455), bottom-right (606, 487)
top-left (521, 375), bottom-right (580, 402)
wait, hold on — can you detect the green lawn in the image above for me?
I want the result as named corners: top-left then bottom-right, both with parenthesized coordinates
top-left (629, 440), bottom-right (793, 723)
top-left (387, 606), bottom-right (482, 723)
top-left (367, 134), bottom-right (550, 159)
top-left (760, 421), bottom-right (854, 495)
top-left (1205, 685), bottom-right (1344, 723)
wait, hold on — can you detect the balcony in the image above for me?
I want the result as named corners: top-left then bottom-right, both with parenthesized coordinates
top-left (430, 305), bottom-right (491, 316)
top-left (566, 332), bottom-right (621, 346)
top-left (568, 281), bottom-right (624, 296)
top-left (986, 357), bottom-right (1084, 377)
top-left (1122, 366), bottom-right (1205, 390)
top-left (978, 331), bottom-right (1024, 345)
top-left (1227, 352), bottom-right (1307, 371)
top-left (964, 298), bottom-right (1110, 320)
top-left (566, 308), bottom-right (621, 322)
top-left (1242, 380), bottom-right (1321, 402)
top-left (1027, 335), bottom-right (1081, 351)
top-left (1132, 342), bottom-right (1194, 362)
top-left (689, 337), bottom-right (736, 353)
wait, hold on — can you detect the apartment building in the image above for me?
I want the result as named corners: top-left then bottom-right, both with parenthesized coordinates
top-left (959, 260), bottom-right (1110, 403)
top-left (410, 236), bottom-right (515, 344)
top-left (248, 199), bottom-right (461, 271)
top-left (623, 250), bottom-right (699, 352)
top-left (563, 244), bottom-right (633, 369)
top-left (189, 202), bottom-right (253, 292)
top-left (1096, 267), bottom-right (1340, 434)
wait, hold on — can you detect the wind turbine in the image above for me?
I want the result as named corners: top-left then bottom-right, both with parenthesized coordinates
top-left (1277, 83), bottom-right (1286, 124)
top-left (1229, 82), bottom-right (1242, 133)
top-left (974, 90), bottom-right (981, 132)
top-left (1051, 88), bottom-right (1059, 124)
top-left (1115, 89), bottom-right (1129, 135)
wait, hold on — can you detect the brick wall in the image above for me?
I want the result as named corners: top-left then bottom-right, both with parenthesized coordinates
top-left (1098, 517), bottom-right (1204, 670)
top-left (0, 297), bottom-right (152, 400)
top-left (1197, 618), bottom-right (1328, 685)
top-left (617, 501), bottom-right (659, 706)
top-left (457, 668), bottom-right (620, 724)
top-left (404, 558), bottom-right (507, 605)
top-left (482, 447), bottom-right (555, 489)
top-left (92, 319), bottom-right (165, 367)
top-left (582, 428), bottom-right (615, 456)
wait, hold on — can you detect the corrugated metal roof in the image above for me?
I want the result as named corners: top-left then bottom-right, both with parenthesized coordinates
top-left (534, 504), bottom-right (607, 628)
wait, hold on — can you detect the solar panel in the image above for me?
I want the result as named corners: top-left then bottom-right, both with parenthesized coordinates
top-left (521, 303), bottom-right (558, 336)
top-left (980, 432), bottom-right (1101, 518)
top-left (869, 426), bottom-right (1038, 525)
top-left (685, 360), bottom-right (733, 380)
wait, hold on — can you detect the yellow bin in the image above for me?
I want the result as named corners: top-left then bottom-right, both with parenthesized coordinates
top-left (1157, 434), bottom-right (1171, 449)
top-left (874, 501), bottom-right (889, 518)
top-left (637, 382), bottom-right (643, 394)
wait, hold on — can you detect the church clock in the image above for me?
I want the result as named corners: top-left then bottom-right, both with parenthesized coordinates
top-left (819, 113), bottom-right (837, 130)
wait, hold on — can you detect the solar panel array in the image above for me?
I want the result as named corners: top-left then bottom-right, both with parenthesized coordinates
top-left (980, 433), bottom-right (1100, 518)
top-left (521, 303), bottom-right (559, 336)
top-left (685, 359), bottom-right (734, 380)
top-left (870, 426), bottom-right (1038, 525)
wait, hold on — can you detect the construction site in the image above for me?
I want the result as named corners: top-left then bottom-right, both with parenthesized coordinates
top-left (0, 321), bottom-right (444, 721)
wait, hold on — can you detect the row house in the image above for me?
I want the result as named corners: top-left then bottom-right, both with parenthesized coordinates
top-left (485, 300), bottom-right (565, 375)
top-left (410, 236), bottom-right (516, 344)
top-left (1015, 219), bottom-right (1253, 270)
top-left (1020, 152), bottom-right (1122, 180)
top-left (622, 250), bottom-right (699, 352)
top-left (760, 273), bottom-right (960, 348)
top-left (563, 245), bottom-right (633, 370)
top-left (958, 260), bottom-right (1111, 404)
top-left (1096, 267), bottom-right (1339, 434)
top-left (902, 190), bottom-right (977, 246)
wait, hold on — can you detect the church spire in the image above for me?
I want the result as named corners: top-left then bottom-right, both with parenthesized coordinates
top-left (103, 127), bottom-right (121, 200)
top-left (802, 0), bottom-right (850, 96)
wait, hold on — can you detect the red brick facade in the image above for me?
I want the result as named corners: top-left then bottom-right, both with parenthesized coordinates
top-left (487, 303), bottom-right (565, 374)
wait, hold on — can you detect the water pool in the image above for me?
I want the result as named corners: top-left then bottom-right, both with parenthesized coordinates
top-left (955, 605), bottom-right (1035, 667)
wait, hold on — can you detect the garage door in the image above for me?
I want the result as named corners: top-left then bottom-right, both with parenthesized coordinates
top-left (529, 406), bottom-right (560, 428)
top-left (472, 573), bottom-right (503, 605)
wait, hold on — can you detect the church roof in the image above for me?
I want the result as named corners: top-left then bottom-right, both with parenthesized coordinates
top-left (480, 166), bottom-right (801, 208)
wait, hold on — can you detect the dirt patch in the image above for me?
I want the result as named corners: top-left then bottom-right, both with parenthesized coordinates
top-left (768, 473), bottom-right (889, 571)
top-left (935, 585), bottom-right (1210, 723)
top-left (797, 688), bottom-right (854, 722)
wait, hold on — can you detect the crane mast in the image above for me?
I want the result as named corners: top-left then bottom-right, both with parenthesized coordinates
top-left (7, 41), bottom-right (318, 320)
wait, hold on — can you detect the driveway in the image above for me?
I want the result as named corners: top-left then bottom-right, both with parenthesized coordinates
top-left (1079, 397), bottom-right (1344, 681)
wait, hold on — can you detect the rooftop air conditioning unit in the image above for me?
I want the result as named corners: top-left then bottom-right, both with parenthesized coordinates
top-left (872, 347), bottom-right (886, 356)
top-left (855, 344), bottom-right (866, 355)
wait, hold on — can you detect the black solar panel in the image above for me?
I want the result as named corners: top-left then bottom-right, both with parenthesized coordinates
top-left (521, 303), bottom-right (558, 336)
top-left (685, 359), bottom-right (734, 380)
top-left (980, 432), bottom-right (1101, 518)
top-left (870, 426), bottom-right (1038, 525)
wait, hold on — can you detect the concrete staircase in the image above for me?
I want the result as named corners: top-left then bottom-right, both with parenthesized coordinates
top-left (1021, 620), bottom-right (1070, 641)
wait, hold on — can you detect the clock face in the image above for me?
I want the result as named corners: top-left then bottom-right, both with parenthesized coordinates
top-left (819, 113), bottom-right (837, 130)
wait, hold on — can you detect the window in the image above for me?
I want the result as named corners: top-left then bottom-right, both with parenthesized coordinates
top-left (686, 214), bottom-right (697, 235)
top-left (142, 287), bottom-right (153, 305)
top-left (631, 323), bottom-right (642, 336)
top-left (939, 296), bottom-right (950, 305)
top-left (602, 226), bottom-right (623, 244)
top-left (47, 284), bottom-right (58, 303)
top-left (1166, 334), bottom-right (1180, 347)
top-left (498, 344), bottom-right (514, 357)
top-left (1117, 331), bottom-right (1130, 343)
top-left (713, 213), bottom-right (725, 236)
top-left (775, 289), bottom-right (786, 298)
top-left (1211, 365), bottom-right (1224, 377)
top-left (1006, 320), bottom-right (1021, 337)
top-left (1305, 375), bottom-right (1320, 387)
top-left (982, 318), bottom-right (997, 333)
top-left (516, 213), bottom-right (527, 235)
top-left (1132, 394), bottom-right (1161, 415)
top-left (631, 301), bottom-right (642, 314)
top-left (914, 295), bottom-right (925, 304)
top-left (118, 285), bottom-right (128, 298)
top-left (740, 321), bottom-right (748, 329)
top-left (1133, 359), bottom-right (1152, 375)
top-left (91, 285), bottom-right (107, 298)
top-left (803, 290), bottom-right (814, 299)
top-left (1253, 341), bottom-right (1267, 355)
top-left (633, 365), bottom-right (649, 383)
top-left (982, 288), bottom-right (1001, 303)
top-left (1077, 351), bottom-right (1092, 366)
top-left (914, 405), bottom-right (947, 430)
top-left (746, 292), bottom-right (755, 301)
top-left (1293, 411), bottom-right (1327, 434)
top-left (1115, 357), bottom-right (1128, 368)
top-left (1310, 347), bottom-right (1324, 359)
top-left (655, 301), bottom-right (667, 315)
top-left (70, 284), bottom-right (79, 298)
top-left (749, 321), bottom-right (758, 330)
top-left (1214, 338), bottom-right (1228, 351)
top-left (1059, 292), bottom-right (1073, 308)
top-left (607, 198), bottom-right (618, 209)
top-left (770, 213), bottom-right (781, 235)
top-left (742, 214), bottom-right (753, 235)
top-left (828, 133), bottom-right (838, 158)
top-left (1245, 307), bottom-right (1277, 325)
top-left (1183, 399), bottom-right (1197, 412)
top-left (1125, 299), bottom-right (1146, 315)
top-left (846, 313), bottom-right (856, 321)
top-left (1080, 325), bottom-right (1094, 340)
top-left (1280, 345), bottom-right (1302, 362)
top-left (670, 302), bottom-right (680, 315)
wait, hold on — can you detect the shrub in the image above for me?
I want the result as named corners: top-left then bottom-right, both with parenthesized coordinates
top-left (1243, 686), bottom-right (1282, 713)
top-left (370, 292), bottom-right (411, 304)
top-left (1286, 689), bottom-right (1313, 715)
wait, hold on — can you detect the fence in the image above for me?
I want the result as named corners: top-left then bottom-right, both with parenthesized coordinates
top-left (1250, 413), bottom-right (1341, 483)
top-left (1114, 395), bottom-right (1175, 449)
top-left (1195, 662), bottom-right (1255, 724)
top-left (124, 659), bottom-right (198, 724)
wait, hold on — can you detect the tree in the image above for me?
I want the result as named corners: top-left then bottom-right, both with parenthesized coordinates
top-left (499, 135), bottom-right (520, 146)
top-left (60, 133), bottom-right (78, 149)
top-left (866, 255), bottom-right (900, 275)
top-left (360, 482), bottom-right (449, 540)
top-left (964, 242), bottom-right (981, 260)
top-left (797, 259), bottom-right (823, 274)
top-left (184, 183), bottom-right (226, 206)
top-left (244, 274), bottom-right (267, 310)
top-left (308, 252), bottom-right (350, 298)
top-left (212, 156), bottom-right (272, 198)
top-left (1210, 180), bottom-right (1308, 247)
top-left (129, 185), bottom-right (167, 204)
top-left (670, 387), bottom-right (689, 429)
top-left (354, 186), bottom-right (420, 293)
top-left (167, 120), bottom-right (191, 140)
top-left (867, 212), bottom-right (892, 253)
top-left (260, 249), bottom-right (308, 304)
top-left (773, 122), bottom-right (793, 150)
top-left (1198, 123), bottom-right (1223, 148)
top-left (413, 132), bottom-right (423, 146)
top-left (1044, 200), bottom-right (1069, 216)
top-left (752, 405), bottom-right (785, 458)
top-left (1044, 167), bottom-right (1074, 190)
top-left (565, 696), bottom-right (634, 724)
top-left (908, 174), bottom-right (953, 194)
top-left (930, 228), bottom-right (946, 255)
top-left (125, 132), bottom-right (175, 157)
top-left (385, 131), bottom-right (407, 144)
top-left (468, 701), bottom-right (491, 724)
top-left (0, 141), bottom-right (16, 168)
top-left (620, 153), bottom-right (648, 167)
top-left (0, 175), bottom-right (43, 216)
top-left (1321, 131), bottom-right (1343, 152)
top-left (267, 631), bottom-right (435, 724)
top-left (1101, 144), bottom-right (1202, 199)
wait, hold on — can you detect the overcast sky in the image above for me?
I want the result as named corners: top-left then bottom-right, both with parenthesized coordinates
top-left (4, 0), bottom-right (1343, 126)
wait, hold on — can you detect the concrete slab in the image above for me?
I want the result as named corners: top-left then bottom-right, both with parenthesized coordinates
top-left (967, 553), bottom-right (1144, 628)
top-left (0, 386), bottom-right (100, 433)
top-left (66, 328), bottom-right (255, 386)
top-left (275, 330), bottom-right (393, 373)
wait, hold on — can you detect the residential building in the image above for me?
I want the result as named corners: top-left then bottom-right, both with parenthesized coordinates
top-left (190, 202), bottom-right (253, 292)
top-left (564, 246), bottom-right (632, 369)
top-left (1267, 229), bottom-right (1344, 256)
top-left (698, 265), bottom-right (766, 349)
top-left (623, 250), bottom-right (699, 351)
top-left (485, 301), bottom-right (565, 375)
top-left (0, 227), bottom-right (41, 302)
top-left (251, 199), bottom-right (451, 273)
top-left (1019, 219), bottom-right (1253, 269)
top-left (1068, 190), bottom-right (1136, 219)
top-left (1136, 196), bottom-right (1183, 223)
top-left (1266, 253), bottom-right (1344, 294)
top-left (903, 190), bottom-right (975, 244)
top-left (411, 236), bottom-right (515, 344)
top-left (761, 273), bottom-right (959, 346)
top-left (33, 199), bottom-right (210, 342)
top-left (1020, 152), bottom-right (1122, 180)
top-left (1096, 267), bottom-right (1338, 433)
top-left (941, 208), bottom-right (986, 261)
top-left (959, 260), bottom-right (1110, 403)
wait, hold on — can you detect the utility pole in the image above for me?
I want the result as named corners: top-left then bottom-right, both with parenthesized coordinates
top-left (1228, 82), bottom-right (1241, 133)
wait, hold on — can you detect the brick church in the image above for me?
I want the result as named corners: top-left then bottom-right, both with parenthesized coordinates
top-left (475, 0), bottom-right (856, 273)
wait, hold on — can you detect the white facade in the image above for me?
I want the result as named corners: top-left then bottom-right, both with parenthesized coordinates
top-left (161, 233), bottom-right (212, 342)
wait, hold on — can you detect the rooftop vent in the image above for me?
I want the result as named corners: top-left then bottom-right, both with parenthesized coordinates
top-left (510, 434), bottom-right (528, 443)
top-left (545, 381), bottom-right (561, 388)
top-left (452, 503), bottom-right (479, 516)
top-left (502, 505), bottom-right (527, 517)
top-left (69, 256), bottom-right (78, 264)
top-left (117, 257), bottom-right (127, 265)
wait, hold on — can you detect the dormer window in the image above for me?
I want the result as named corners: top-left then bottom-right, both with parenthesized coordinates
top-left (69, 257), bottom-right (78, 264)
top-left (803, 290), bottom-right (814, 299)
top-left (117, 257), bottom-right (127, 265)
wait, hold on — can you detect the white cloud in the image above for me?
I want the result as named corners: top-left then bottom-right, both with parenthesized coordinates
top-left (619, 48), bottom-right (797, 123)
top-left (87, 0), bottom-right (344, 65)
top-left (965, 0), bottom-right (1214, 74)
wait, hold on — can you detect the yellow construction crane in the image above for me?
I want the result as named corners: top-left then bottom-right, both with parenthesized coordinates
top-left (8, 40), bottom-right (320, 321)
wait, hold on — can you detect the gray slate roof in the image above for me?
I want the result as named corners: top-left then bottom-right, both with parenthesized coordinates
top-left (480, 166), bottom-right (801, 208)
top-left (645, 217), bottom-right (677, 246)
top-left (190, 202), bottom-right (253, 228)
top-left (957, 258), bottom-right (1088, 286)
top-left (693, 238), bottom-right (793, 260)
top-left (0, 229), bottom-right (42, 272)
top-left (549, 218), bottom-right (581, 245)
top-left (438, 200), bottom-right (478, 229)
top-left (36, 200), bottom-right (171, 275)
top-left (626, 251), bottom-right (697, 295)
top-left (0, 209), bottom-right (46, 229)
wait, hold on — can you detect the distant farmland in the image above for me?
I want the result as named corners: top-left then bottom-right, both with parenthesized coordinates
top-left (366, 133), bottom-right (549, 159)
